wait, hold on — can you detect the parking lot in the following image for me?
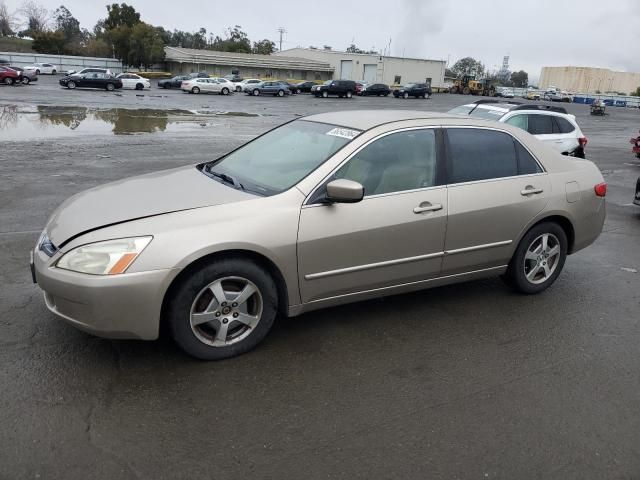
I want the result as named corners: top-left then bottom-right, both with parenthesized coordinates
top-left (1, 75), bottom-right (640, 479)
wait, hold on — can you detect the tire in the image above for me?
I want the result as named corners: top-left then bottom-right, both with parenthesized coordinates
top-left (51, 69), bottom-right (56, 75)
top-left (403, 92), bottom-right (409, 99)
top-left (322, 90), bottom-right (328, 98)
top-left (22, 77), bottom-right (30, 85)
top-left (35, 69), bottom-right (40, 75)
top-left (236, 86), bottom-right (241, 92)
top-left (503, 222), bottom-right (568, 294)
top-left (135, 83), bottom-right (143, 90)
top-left (167, 258), bottom-right (278, 360)
top-left (3, 77), bottom-right (14, 85)
top-left (384, 93), bottom-right (389, 97)
top-left (192, 86), bottom-right (200, 94)
top-left (277, 89), bottom-right (284, 97)
top-left (67, 80), bottom-right (76, 89)
top-left (463, 87), bottom-right (471, 95)
top-left (296, 88), bottom-right (301, 94)
top-left (252, 89), bottom-right (260, 96)
top-left (163, 84), bottom-right (169, 89)
top-left (346, 90), bottom-right (353, 98)
top-left (221, 87), bottom-right (229, 95)
top-left (105, 83), bottom-right (115, 91)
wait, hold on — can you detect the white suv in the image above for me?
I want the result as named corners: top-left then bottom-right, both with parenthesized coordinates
top-left (448, 101), bottom-right (587, 158)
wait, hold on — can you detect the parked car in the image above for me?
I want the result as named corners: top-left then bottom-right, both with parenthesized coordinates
top-left (116, 73), bottom-right (151, 90)
top-left (448, 101), bottom-right (587, 158)
top-left (500, 88), bottom-right (515, 98)
top-left (67, 67), bottom-right (113, 76)
top-left (524, 89), bottom-right (541, 100)
top-left (224, 74), bottom-right (243, 83)
top-left (393, 82), bottom-right (431, 99)
top-left (361, 83), bottom-right (391, 96)
top-left (355, 82), bottom-right (367, 95)
top-left (181, 77), bottom-right (234, 95)
top-left (30, 110), bottom-right (606, 360)
top-left (9, 66), bottom-right (38, 84)
top-left (59, 72), bottom-right (123, 91)
top-left (245, 81), bottom-right (291, 97)
top-left (236, 78), bottom-right (262, 92)
top-left (293, 81), bottom-right (317, 93)
top-left (0, 66), bottom-right (20, 85)
top-left (187, 72), bottom-right (209, 79)
top-left (23, 62), bottom-right (57, 75)
top-left (634, 177), bottom-right (640, 207)
top-left (544, 90), bottom-right (573, 103)
top-left (313, 80), bottom-right (356, 98)
top-left (158, 75), bottom-right (190, 89)
top-left (310, 82), bottom-right (326, 95)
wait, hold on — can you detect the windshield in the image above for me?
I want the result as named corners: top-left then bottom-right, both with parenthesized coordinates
top-left (203, 120), bottom-right (360, 196)
top-left (404, 83), bottom-right (416, 88)
top-left (323, 80), bottom-right (332, 85)
top-left (447, 105), bottom-right (506, 120)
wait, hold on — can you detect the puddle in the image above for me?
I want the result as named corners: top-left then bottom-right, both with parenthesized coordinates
top-left (0, 105), bottom-right (261, 140)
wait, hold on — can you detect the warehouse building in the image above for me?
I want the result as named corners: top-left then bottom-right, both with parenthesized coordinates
top-left (540, 66), bottom-right (640, 94)
top-left (275, 47), bottom-right (446, 88)
top-left (164, 46), bottom-right (334, 80)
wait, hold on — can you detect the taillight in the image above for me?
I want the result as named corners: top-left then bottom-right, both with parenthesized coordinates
top-left (579, 137), bottom-right (588, 147)
top-left (594, 182), bottom-right (607, 197)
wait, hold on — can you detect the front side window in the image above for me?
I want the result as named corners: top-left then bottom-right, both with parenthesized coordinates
top-left (204, 120), bottom-right (360, 196)
top-left (334, 129), bottom-right (437, 196)
top-left (446, 128), bottom-right (518, 183)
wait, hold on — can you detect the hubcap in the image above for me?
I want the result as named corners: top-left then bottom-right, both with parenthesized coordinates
top-left (524, 233), bottom-right (561, 284)
top-left (189, 276), bottom-right (263, 347)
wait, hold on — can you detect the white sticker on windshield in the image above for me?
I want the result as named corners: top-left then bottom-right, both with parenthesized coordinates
top-left (326, 127), bottom-right (360, 140)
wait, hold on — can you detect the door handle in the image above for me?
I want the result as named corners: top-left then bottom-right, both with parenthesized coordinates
top-left (521, 187), bottom-right (544, 196)
top-left (413, 202), bottom-right (443, 214)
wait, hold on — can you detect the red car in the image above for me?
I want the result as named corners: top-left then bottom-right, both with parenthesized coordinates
top-left (0, 66), bottom-right (20, 85)
top-left (631, 130), bottom-right (640, 158)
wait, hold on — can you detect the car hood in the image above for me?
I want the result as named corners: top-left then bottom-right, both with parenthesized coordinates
top-left (47, 165), bottom-right (255, 247)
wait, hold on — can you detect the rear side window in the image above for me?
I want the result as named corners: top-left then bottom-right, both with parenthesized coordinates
top-left (527, 114), bottom-right (554, 135)
top-left (553, 117), bottom-right (575, 134)
top-left (515, 141), bottom-right (543, 175)
top-left (446, 129), bottom-right (518, 183)
top-left (504, 114), bottom-right (528, 131)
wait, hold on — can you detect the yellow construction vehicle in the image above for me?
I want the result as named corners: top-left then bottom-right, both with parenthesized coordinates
top-left (450, 75), bottom-right (496, 96)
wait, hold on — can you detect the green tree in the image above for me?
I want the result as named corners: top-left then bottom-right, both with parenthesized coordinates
top-left (252, 39), bottom-right (275, 55)
top-left (346, 43), bottom-right (364, 54)
top-left (631, 86), bottom-right (640, 96)
top-left (510, 70), bottom-right (528, 88)
top-left (126, 22), bottom-right (164, 69)
top-left (450, 57), bottom-right (485, 78)
top-left (85, 36), bottom-right (111, 57)
top-left (211, 25), bottom-right (251, 53)
top-left (104, 2), bottom-right (140, 30)
top-left (31, 30), bottom-right (65, 53)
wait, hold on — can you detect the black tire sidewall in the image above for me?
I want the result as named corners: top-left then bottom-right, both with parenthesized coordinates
top-left (506, 222), bottom-right (568, 294)
top-left (167, 259), bottom-right (278, 360)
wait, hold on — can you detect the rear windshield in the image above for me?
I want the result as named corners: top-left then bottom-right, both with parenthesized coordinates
top-left (448, 105), bottom-right (506, 120)
top-left (203, 120), bottom-right (361, 196)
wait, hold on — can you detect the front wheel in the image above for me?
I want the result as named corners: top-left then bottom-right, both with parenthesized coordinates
top-left (503, 222), bottom-right (568, 294)
top-left (322, 90), bottom-right (329, 98)
top-left (221, 87), bottom-right (229, 95)
top-left (192, 86), bottom-right (200, 94)
top-left (105, 83), bottom-right (115, 91)
top-left (135, 83), bottom-right (143, 90)
top-left (403, 92), bottom-right (409, 99)
top-left (51, 69), bottom-right (56, 75)
top-left (22, 77), bottom-right (30, 85)
top-left (277, 89), bottom-right (284, 97)
top-left (167, 258), bottom-right (278, 360)
top-left (4, 77), bottom-right (14, 85)
top-left (35, 69), bottom-right (40, 75)
top-left (252, 89), bottom-right (260, 96)
top-left (346, 90), bottom-right (353, 98)
top-left (236, 86), bottom-right (241, 92)
top-left (67, 80), bottom-right (76, 89)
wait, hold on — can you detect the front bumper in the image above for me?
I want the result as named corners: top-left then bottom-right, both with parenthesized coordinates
top-left (32, 248), bottom-right (179, 340)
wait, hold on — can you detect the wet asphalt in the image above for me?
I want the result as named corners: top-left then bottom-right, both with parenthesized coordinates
top-left (1, 77), bottom-right (640, 480)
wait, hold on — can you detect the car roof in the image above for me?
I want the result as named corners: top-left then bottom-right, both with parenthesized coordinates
top-left (459, 101), bottom-right (569, 115)
top-left (303, 110), bottom-right (454, 130)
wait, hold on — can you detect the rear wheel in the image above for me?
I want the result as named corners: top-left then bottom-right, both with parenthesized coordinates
top-left (463, 86), bottom-right (471, 95)
top-left (22, 77), bottom-right (30, 85)
top-left (221, 87), bottom-right (229, 95)
top-left (236, 86), bottom-right (242, 92)
top-left (105, 83), bottom-right (115, 91)
top-left (322, 90), bottom-right (329, 98)
top-left (4, 77), bottom-right (14, 85)
top-left (167, 258), bottom-right (278, 360)
top-left (252, 89), bottom-right (260, 96)
top-left (51, 69), bottom-right (56, 75)
top-left (277, 89), bottom-right (284, 97)
top-left (135, 83), bottom-right (143, 90)
top-left (503, 222), bottom-right (568, 294)
top-left (35, 69), bottom-right (40, 75)
top-left (403, 92), bottom-right (409, 99)
top-left (346, 90), bottom-right (353, 98)
top-left (67, 80), bottom-right (76, 89)
top-left (192, 86), bottom-right (200, 94)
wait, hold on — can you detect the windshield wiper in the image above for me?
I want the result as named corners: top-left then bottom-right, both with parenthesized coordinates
top-left (208, 169), bottom-right (244, 190)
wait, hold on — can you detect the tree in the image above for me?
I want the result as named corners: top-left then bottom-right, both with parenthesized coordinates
top-left (104, 3), bottom-right (139, 30)
top-left (31, 30), bottom-right (65, 53)
top-left (0, 1), bottom-right (16, 36)
top-left (252, 39), bottom-right (275, 55)
top-left (126, 22), bottom-right (164, 69)
top-left (631, 86), bottom-right (640, 97)
top-left (54, 6), bottom-right (80, 41)
top-left (210, 25), bottom-right (251, 53)
top-left (18, 0), bottom-right (48, 37)
top-left (510, 70), bottom-right (528, 88)
top-left (346, 43), bottom-right (364, 54)
top-left (450, 57), bottom-right (485, 78)
top-left (85, 36), bottom-right (111, 57)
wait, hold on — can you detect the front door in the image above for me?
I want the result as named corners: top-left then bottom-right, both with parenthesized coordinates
top-left (297, 128), bottom-right (447, 303)
top-left (442, 127), bottom-right (550, 275)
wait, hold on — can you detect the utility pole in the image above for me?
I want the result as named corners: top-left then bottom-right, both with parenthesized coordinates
top-left (277, 27), bottom-right (286, 52)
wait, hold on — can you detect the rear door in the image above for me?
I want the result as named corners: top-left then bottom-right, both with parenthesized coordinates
top-left (442, 127), bottom-right (550, 275)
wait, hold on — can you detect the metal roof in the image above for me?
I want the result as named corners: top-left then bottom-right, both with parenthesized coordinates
top-left (164, 47), bottom-right (334, 72)
top-left (302, 110), bottom-right (454, 130)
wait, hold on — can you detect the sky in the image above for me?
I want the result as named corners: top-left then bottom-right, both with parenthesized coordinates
top-left (5, 0), bottom-right (639, 82)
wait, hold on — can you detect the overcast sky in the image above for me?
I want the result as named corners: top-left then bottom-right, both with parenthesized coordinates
top-left (5, 0), bottom-right (639, 82)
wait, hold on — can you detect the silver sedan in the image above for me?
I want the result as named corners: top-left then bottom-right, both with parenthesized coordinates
top-left (31, 110), bottom-right (606, 359)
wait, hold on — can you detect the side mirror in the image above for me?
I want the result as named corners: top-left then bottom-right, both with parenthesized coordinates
top-left (325, 179), bottom-right (364, 203)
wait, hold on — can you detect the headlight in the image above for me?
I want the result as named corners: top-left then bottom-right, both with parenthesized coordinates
top-left (56, 236), bottom-right (152, 275)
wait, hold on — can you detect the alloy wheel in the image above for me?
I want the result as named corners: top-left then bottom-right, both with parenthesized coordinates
top-left (189, 276), bottom-right (263, 347)
top-left (523, 233), bottom-right (561, 284)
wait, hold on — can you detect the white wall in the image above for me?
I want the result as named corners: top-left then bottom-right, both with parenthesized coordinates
top-left (540, 66), bottom-right (640, 94)
top-left (0, 51), bottom-right (122, 73)
top-left (276, 48), bottom-right (445, 87)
